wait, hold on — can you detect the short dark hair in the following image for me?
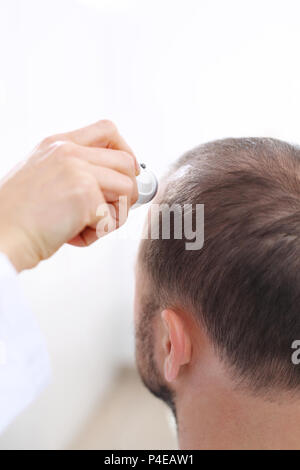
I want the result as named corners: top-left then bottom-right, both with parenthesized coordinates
top-left (139, 137), bottom-right (300, 394)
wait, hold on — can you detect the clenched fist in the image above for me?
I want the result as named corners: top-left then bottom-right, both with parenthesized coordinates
top-left (0, 120), bottom-right (139, 272)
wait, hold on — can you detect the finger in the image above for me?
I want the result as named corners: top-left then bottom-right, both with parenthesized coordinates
top-left (85, 164), bottom-right (139, 206)
top-left (68, 198), bottom-right (124, 247)
top-left (74, 146), bottom-right (136, 179)
top-left (68, 228), bottom-right (99, 247)
top-left (68, 197), bottom-right (118, 246)
top-left (57, 120), bottom-right (140, 174)
top-left (68, 234), bottom-right (86, 247)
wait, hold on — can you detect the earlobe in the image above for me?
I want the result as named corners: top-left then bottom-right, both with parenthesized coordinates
top-left (161, 309), bottom-right (192, 383)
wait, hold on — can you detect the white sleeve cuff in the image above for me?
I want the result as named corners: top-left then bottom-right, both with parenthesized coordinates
top-left (0, 253), bottom-right (51, 433)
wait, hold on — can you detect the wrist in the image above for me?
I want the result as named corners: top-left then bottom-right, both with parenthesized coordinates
top-left (0, 227), bottom-right (39, 272)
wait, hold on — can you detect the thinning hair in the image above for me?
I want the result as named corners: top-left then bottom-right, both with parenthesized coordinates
top-left (139, 137), bottom-right (300, 393)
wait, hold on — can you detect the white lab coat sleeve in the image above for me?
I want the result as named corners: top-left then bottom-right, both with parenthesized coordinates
top-left (0, 253), bottom-right (51, 433)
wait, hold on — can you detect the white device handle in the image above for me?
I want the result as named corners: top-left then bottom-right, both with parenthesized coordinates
top-left (133, 163), bottom-right (158, 208)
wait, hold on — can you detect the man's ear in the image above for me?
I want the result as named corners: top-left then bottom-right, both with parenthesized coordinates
top-left (161, 309), bottom-right (192, 383)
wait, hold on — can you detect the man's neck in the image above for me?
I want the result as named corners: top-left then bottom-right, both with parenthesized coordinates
top-left (176, 383), bottom-right (300, 450)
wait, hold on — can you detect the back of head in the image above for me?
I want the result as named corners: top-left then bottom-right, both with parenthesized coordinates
top-left (139, 137), bottom-right (300, 394)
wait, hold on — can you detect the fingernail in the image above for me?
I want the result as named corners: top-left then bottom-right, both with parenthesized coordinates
top-left (135, 159), bottom-right (140, 176)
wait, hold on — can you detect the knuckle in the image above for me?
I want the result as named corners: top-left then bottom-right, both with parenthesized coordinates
top-left (76, 178), bottom-right (96, 199)
top-left (71, 180), bottom-right (95, 221)
top-left (40, 135), bottom-right (57, 148)
top-left (54, 143), bottom-right (79, 165)
top-left (123, 175), bottom-right (134, 195)
top-left (57, 141), bottom-right (76, 157)
top-left (60, 154), bottom-right (81, 176)
top-left (98, 119), bottom-right (117, 134)
top-left (121, 152), bottom-right (135, 175)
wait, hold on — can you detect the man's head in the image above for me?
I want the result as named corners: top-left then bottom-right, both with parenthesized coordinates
top-left (134, 137), bottom-right (300, 436)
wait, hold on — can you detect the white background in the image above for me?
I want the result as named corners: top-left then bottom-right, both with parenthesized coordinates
top-left (0, 0), bottom-right (299, 449)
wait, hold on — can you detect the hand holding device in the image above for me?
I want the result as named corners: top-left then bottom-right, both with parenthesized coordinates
top-left (0, 120), bottom-right (139, 271)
